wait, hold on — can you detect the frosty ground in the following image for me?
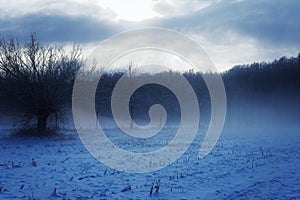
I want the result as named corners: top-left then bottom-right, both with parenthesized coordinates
top-left (0, 125), bottom-right (299, 200)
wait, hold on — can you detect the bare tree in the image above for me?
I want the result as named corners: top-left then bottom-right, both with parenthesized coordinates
top-left (0, 33), bottom-right (82, 135)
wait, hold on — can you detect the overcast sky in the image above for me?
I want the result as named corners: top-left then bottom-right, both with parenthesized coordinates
top-left (1, 0), bottom-right (299, 71)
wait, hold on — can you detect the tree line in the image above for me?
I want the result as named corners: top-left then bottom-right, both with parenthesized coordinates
top-left (0, 34), bottom-right (299, 135)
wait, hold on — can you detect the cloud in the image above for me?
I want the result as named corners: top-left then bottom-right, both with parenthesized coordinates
top-left (217, 0), bottom-right (300, 47)
top-left (151, 0), bottom-right (300, 47)
top-left (0, 0), bottom-right (117, 20)
top-left (152, 0), bottom-right (213, 17)
top-left (0, 12), bottom-right (121, 43)
top-left (0, 0), bottom-right (123, 43)
top-left (0, 0), bottom-right (299, 70)
top-left (133, 0), bottom-right (300, 69)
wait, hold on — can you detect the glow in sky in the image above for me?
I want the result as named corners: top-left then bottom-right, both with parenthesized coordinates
top-left (1, 0), bottom-right (299, 71)
top-left (98, 0), bottom-right (160, 21)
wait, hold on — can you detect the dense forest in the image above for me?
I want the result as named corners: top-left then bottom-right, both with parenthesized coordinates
top-left (222, 55), bottom-right (300, 132)
top-left (0, 35), bottom-right (299, 135)
top-left (95, 55), bottom-right (300, 133)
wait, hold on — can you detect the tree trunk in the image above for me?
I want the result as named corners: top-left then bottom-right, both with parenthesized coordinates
top-left (37, 114), bottom-right (48, 135)
top-left (159, 109), bottom-right (163, 128)
top-left (130, 105), bottom-right (134, 129)
top-left (55, 113), bottom-right (58, 129)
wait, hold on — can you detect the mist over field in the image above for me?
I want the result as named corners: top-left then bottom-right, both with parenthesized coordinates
top-left (1, 0), bottom-right (300, 199)
top-left (0, 38), bottom-right (299, 199)
top-left (91, 56), bottom-right (300, 137)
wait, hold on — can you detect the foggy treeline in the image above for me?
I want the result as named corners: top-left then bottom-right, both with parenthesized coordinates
top-left (96, 55), bottom-right (300, 132)
top-left (223, 56), bottom-right (300, 132)
top-left (0, 35), bottom-right (299, 135)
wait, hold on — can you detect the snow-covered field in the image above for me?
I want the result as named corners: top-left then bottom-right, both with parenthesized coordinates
top-left (0, 126), bottom-right (299, 199)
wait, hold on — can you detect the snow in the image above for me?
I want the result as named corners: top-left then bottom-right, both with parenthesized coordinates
top-left (0, 125), bottom-right (299, 199)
